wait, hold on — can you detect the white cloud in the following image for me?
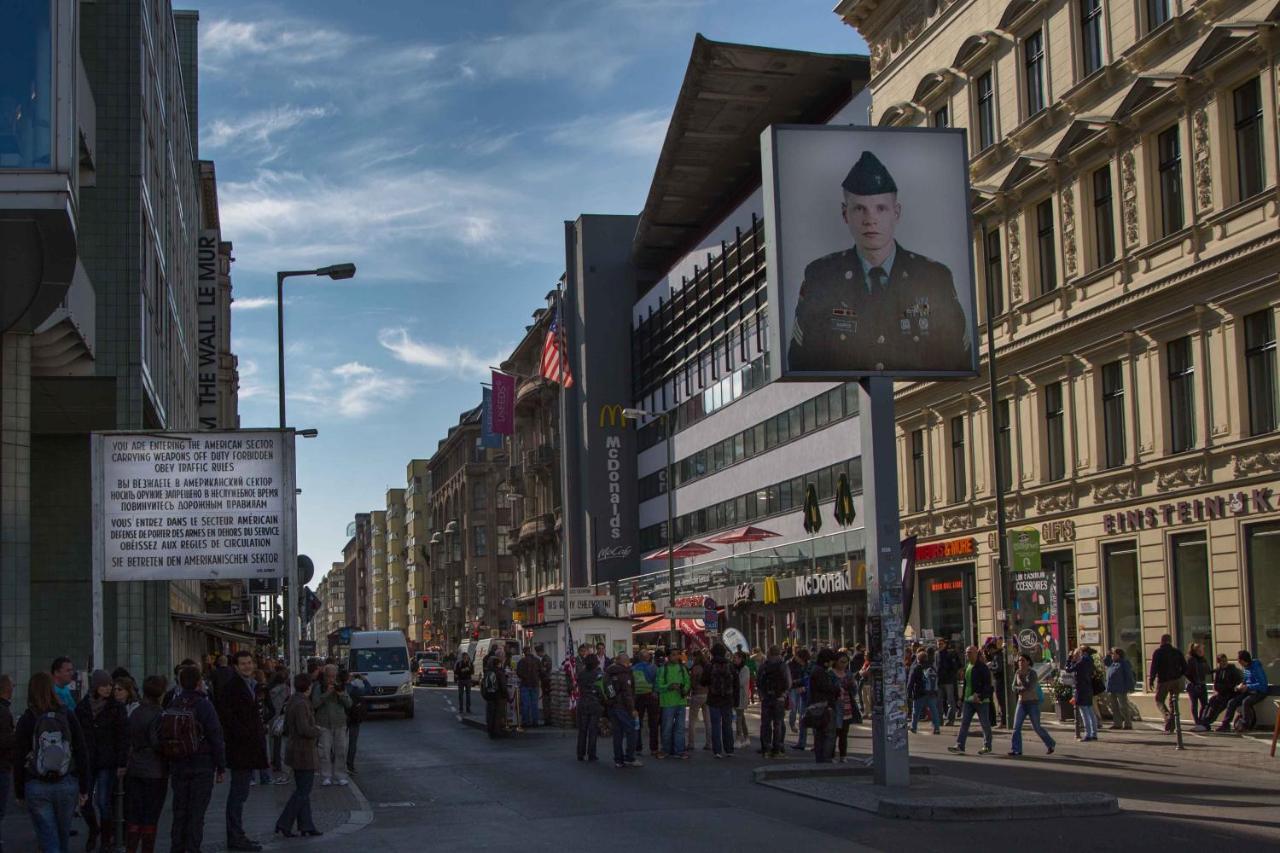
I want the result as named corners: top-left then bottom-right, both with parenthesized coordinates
top-left (231, 296), bottom-right (276, 311)
top-left (237, 358), bottom-right (268, 400)
top-left (377, 327), bottom-right (502, 379)
top-left (548, 109), bottom-right (670, 158)
top-left (289, 362), bottom-right (414, 418)
top-left (202, 18), bottom-right (359, 72)
top-left (202, 105), bottom-right (335, 151)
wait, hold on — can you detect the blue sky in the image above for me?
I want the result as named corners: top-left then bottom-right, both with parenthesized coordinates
top-left (199, 0), bottom-right (867, 581)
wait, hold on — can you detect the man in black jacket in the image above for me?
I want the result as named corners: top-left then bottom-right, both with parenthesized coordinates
top-left (1147, 634), bottom-right (1186, 734)
top-left (168, 665), bottom-right (227, 853)
top-left (215, 651), bottom-right (267, 851)
top-left (947, 645), bottom-right (994, 755)
top-left (935, 640), bottom-right (960, 725)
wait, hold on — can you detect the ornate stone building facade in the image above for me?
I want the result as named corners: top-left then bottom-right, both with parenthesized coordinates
top-left (837, 0), bottom-right (1280, 692)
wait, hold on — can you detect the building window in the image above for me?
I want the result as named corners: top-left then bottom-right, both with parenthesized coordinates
top-left (1024, 30), bottom-right (1045, 117)
top-left (1080, 0), bottom-right (1104, 76)
top-left (1245, 308), bottom-right (1278, 435)
top-left (1045, 381), bottom-right (1067, 481)
top-left (0, 1), bottom-right (53, 169)
top-left (1092, 165), bottom-right (1116, 267)
top-left (1168, 336), bottom-right (1195, 453)
top-left (976, 70), bottom-right (996, 150)
top-left (1172, 531), bottom-right (1212, 660)
top-left (1234, 77), bottom-right (1265, 201)
top-left (1036, 199), bottom-right (1057, 293)
top-left (984, 228), bottom-right (1004, 316)
top-left (1104, 540), bottom-right (1142, 666)
top-left (950, 415), bottom-right (966, 502)
top-left (933, 104), bottom-right (949, 128)
top-left (995, 399), bottom-right (1013, 493)
top-left (911, 429), bottom-right (926, 512)
top-left (1158, 125), bottom-right (1184, 235)
top-left (1102, 360), bottom-right (1126, 468)
top-left (472, 487), bottom-right (486, 512)
top-left (1245, 522), bottom-right (1280, 683)
top-left (1147, 0), bottom-right (1171, 31)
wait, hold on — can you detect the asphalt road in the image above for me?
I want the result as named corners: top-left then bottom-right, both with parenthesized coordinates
top-left (302, 687), bottom-right (1280, 853)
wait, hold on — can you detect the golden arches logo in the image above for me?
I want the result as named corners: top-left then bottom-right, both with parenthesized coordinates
top-left (762, 576), bottom-right (780, 605)
top-left (599, 404), bottom-right (627, 428)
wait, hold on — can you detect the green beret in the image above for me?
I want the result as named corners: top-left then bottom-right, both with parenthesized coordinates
top-left (842, 150), bottom-right (897, 195)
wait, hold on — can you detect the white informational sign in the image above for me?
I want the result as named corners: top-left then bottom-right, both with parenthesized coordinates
top-left (542, 593), bottom-right (616, 620)
top-left (762, 124), bottom-right (978, 380)
top-left (664, 607), bottom-right (707, 620)
top-left (93, 430), bottom-right (294, 581)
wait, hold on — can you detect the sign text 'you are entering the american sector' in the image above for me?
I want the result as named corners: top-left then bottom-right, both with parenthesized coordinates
top-left (97, 431), bottom-right (290, 581)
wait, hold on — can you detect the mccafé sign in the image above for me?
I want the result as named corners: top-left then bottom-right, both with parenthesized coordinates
top-left (1103, 488), bottom-right (1274, 533)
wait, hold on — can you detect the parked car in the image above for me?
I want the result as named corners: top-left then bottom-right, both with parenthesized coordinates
top-left (416, 657), bottom-right (448, 686)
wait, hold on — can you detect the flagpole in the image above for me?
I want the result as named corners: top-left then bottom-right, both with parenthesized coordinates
top-left (555, 278), bottom-right (573, 663)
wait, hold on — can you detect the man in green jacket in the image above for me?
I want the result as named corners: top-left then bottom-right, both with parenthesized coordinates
top-left (656, 651), bottom-right (691, 758)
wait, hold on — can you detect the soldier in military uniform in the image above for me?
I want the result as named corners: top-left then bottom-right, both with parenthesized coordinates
top-left (787, 150), bottom-right (971, 373)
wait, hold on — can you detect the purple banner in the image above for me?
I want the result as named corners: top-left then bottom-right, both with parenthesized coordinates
top-left (492, 370), bottom-right (515, 435)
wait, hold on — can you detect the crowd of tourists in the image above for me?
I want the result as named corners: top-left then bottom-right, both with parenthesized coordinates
top-left (0, 651), bottom-right (372, 853)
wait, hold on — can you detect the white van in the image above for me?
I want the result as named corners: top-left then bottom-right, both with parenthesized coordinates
top-left (348, 630), bottom-right (414, 718)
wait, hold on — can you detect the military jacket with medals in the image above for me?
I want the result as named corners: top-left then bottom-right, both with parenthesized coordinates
top-left (787, 241), bottom-right (970, 373)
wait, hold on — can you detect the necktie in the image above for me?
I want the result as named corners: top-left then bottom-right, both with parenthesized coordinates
top-left (869, 266), bottom-right (888, 290)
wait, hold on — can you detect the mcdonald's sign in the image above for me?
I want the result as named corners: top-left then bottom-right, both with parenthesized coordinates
top-left (599, 404), bottom-right (628, 429)
top-left (762, 576), bottom-right (781, 605)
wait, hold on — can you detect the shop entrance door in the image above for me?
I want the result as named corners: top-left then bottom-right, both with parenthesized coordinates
top-left (919, 564), bottom-right (976, 646)
top-left (1044, 550), bottom-right (1075, 669)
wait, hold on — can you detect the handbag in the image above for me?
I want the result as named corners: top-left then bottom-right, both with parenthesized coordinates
top-left (803, 701), bottom-right (830, 725)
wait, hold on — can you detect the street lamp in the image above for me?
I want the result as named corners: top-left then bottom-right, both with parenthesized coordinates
top-left (276, 263), bottom-right (355, 674)
top-left (623, 407), bottom-right (677, 651)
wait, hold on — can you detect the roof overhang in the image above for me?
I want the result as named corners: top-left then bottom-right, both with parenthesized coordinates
top-left (631, 34), bottom-right (869, 281)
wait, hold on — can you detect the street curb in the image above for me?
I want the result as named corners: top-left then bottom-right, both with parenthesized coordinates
top-left (876, 790), bottom-right (1119, 821)
top-left (752, 763), bottom-right (932, 782)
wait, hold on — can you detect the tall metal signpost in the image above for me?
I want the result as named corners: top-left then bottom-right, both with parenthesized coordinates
top-left (762, 124), bottom-right (977, 787)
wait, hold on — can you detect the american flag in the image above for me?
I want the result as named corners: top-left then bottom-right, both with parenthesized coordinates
top-left (562, 625), bottom-right (579, 710)
top-left (540, 318), bottom-right (574, 387)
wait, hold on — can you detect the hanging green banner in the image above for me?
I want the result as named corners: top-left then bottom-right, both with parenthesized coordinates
top-left (1008, 527), bottom-right (1042, 573)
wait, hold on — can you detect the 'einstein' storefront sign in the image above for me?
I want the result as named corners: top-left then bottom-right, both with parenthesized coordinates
top-left (1103, 488), bottom-right (1274, 534)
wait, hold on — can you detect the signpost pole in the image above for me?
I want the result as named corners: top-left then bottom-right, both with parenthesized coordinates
top-left (90, 434), bottom-right (105, 670)
top-left (859, 377), bottom-right (910, 787)
top-left (284, 430), bottom-right (299, 673)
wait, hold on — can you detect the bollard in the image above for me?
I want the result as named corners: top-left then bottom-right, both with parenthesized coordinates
top-left (110, 777), bottom-right (127, 853)
top-left (1172, 687), bottom-right (1185, 750)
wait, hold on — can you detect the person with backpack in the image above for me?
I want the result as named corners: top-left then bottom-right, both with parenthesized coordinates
top-left (0, 674), bottom-right (16, 853)
top-left (76, 669), bottom-right (128, 853)
top-left (1184, 643), bottom-right (1211, 726)
top-left (604, 653), bottom-right (641, 768)
top-left (832, 653), bottom-right (859, 762)
top-left (1071, 646), bottom-right (1100, 742)
top-left (215, 650), bottom-right (268, 851)
top-left (985, 637), bottom-right (1008, 728)
top-left (453, 653), bottom-right (474, 715)
top-left (516, 645), bottom-right (543, 730)
top-left (123, 675), bottom-right (169, 853)
top-left (1222, 649), bottom-right (1270, 732)
top-left (14, 671), bottom-right (91, 853)
top-left (907, 651), bottom-right (942, 736)
top-left (757, 647), bottom-right (790, 758)
top-left (655, 650), bottom-right (690, 759)
top-left (702, 645), bottom-right (738, 759)
top-left (480, 649), bottom-right (507, 739)
top-left (574, 655), bottom-right (604, 762)
top-left (1008, 654), bottom-right (1055, 756)
top-left (630, 649), bottom-right (660, 756)
top-left (274, 674), bottom-right (323, 838)
top-left (164, 664), bottom-right (226, 853)
top-left (786, 648), bottom-right (807, 734)
top-left (344, 670), bottom-right (370, 777)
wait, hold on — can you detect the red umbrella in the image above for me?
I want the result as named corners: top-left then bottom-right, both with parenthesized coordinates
top-left (642, 541), bottom-right (716, 561)
top-left (705, 525), bottom-right (781, 544)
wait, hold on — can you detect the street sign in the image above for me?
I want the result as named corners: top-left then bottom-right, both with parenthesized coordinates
top-left (1008, 528), bottom-right (1042, 572)
top-left (664, 607), bottom-right (705, 619)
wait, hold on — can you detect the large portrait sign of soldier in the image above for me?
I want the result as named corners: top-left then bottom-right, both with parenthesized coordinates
top-left (761, 125), bottom-right (978, 380)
